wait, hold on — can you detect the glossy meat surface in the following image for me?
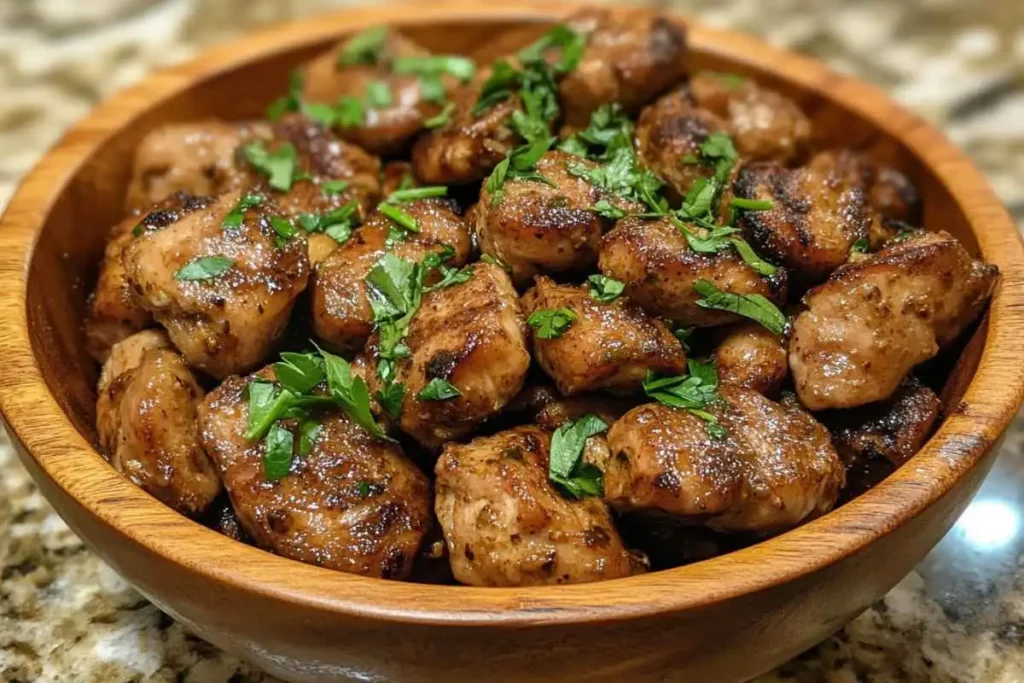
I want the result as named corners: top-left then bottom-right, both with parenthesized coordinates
top-left (689, 72), bottom-right (811, 164)
top-left (302, 30), bottom-right (448, 156)
top-left (197, 371), bottom-right (432, 578)
top-left (122, 190), bottom-right (310, 378)
top-left (735, 150), bottom-right (877, 283)
top-left (435, 426), bottom-right (646, 586)
top-left (311, 198), bottom-right (472, 352)
top-left (790, 230), bottom-right (998, 409)
top-left (559, 8), bottom-right (687, 129)
top-left (598, 216), bottom-right (787, 326)
top-left (124, 121), bottom-right (269, 211)
top-left (713, 321), bottom-right (789, 395)
top-left (412, 67), bottom-right (523, 185)
top-left (97, 330), bottom-right (220, 517)
top-left (819, 377), bottom-right (940, 469)
top-left (365, 261), bottom-right (531, 449)
top-left (604, 388), bottom-right (844, 533)
top-left (522, 276), bottom-right (687, 394)
top-left (474, 150), bottom-right (643, 287)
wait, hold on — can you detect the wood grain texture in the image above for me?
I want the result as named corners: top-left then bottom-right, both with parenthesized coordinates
top-left (0, 2), bottom-right (1022, 681)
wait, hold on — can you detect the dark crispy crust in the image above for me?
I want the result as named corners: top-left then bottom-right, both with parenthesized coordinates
top-left (734, 150), bottom-right (874, 284)
top-left (819, 377), bottom-right (940, 468)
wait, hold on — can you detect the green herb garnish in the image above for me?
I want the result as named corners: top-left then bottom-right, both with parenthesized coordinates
top-left (297, 200), bottom-right (360, 244)
top-left (418, 378), bottom-right (462, 401)
top-left (587, 274), bottom-right (625, 303)
top-left (643, 360), bottom-right (728, 440)
top-left (850, 237), bottom-right (869, 254)
top-left (549, 414), bottom-right (607, 498)
top-left (365, 80), bottom-right (393, 108)
top-left (424, 101), bottom-right (456, 129)
top-left (173, 256), bottom-right (233, 281)
top-left (392, 55), bottom-right (476, 82)
top-left (321, 179), bottom-right (349, 196)
top-left (527, 307), bottom-right (577, 339)
top-left (337, 27), bottom-right (389, 67)
top-left (241, 141), bottom-right (299, 192)
top-left (692, 279), bottom-right (787, 335)
top-left (336, 96), bottom-right (365, 128)
top-left (222, 193), bottom-right (264, 229)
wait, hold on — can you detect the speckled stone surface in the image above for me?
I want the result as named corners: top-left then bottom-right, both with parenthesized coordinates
top-left (1, 1), bottom-right (1023, 681)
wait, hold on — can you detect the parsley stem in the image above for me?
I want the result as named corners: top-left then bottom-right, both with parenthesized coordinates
top-left (387, 186), bottom-right (448, 203)
top-left (731, 197), bottom-right (775, 211)
top-left (378, 203), bottom-right (419, 232)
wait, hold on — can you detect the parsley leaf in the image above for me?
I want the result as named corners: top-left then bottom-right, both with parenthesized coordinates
top-left (558, 103), bottom-right (633, 160)
top-left (549, 414), bottom-right (607, 498)
top-left (517, 24), bottom-right (586, 74)
top-left (321, 179), bottom-right (349, 196)
top-left (269, 216), bottom-right (298, 248)
top-left (174, 256), bottom-right (233, 281)
top-left (424, 101), bottom-right (455, 129)
top-left (850, 237), bottom-right (869, 254)
top-left (336, 96), bottom-right (365, 128)
top-left (643, 360), bottom-right (727, 440)
top-left (587, 274), bottom-right (625, 303)
top-left (337, 26), bottom-right (388, 66)
top-left (692, 279), bottom-right (787, 335)
top-left (263, 423), bottom-right (295, 481)
top-left (378, 202), bottom-right (419, 235)
top-left (221, 193), bottom-right (264, 229)
top-left (674, 326), bottom-right (694, 352)
top-left (274, 351), bottom-right (326, 394)
top-left (318, 346), bottom-right (389, 440)
top-left (731, 197), bottom-right (775, 211)
top-left (365, 80), bottom-right (393, 108)
top-left (392, 55), bottom-right (476, 82)
top-left (267, 71), bottom-right (304, 121)
top-left (241, 141), bottom-right (299, 192)
top-left (528, 307), bottom-right (577, 339)
top-left (728, 237), bottom-right (777, 276)
top-left (387, 186), bottom-right (447, 203)
top-left (418, 378), bottom-right (462, 401)
top-left (297, 200), bottom-right (360, 244)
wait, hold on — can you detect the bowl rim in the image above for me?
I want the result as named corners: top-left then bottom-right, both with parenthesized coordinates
top-left (1, 0), bottom-right (1023, 627)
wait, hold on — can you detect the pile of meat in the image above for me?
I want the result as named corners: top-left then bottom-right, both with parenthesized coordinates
top-left (87, 9), bottom-right (997, 586)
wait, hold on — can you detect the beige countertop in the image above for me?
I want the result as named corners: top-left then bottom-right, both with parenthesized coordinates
top-left (1, 1), bottom-right (1023, 681)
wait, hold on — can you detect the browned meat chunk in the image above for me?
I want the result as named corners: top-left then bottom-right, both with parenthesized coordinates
top-left (197, 370), bottom-right (432, 579)
top-left (713, 321), bottom-right (789, 395)
top-left (598, 216), bottom-right (787, 326)
top-left (604, 388), bottom-right (844, 533)
top-left (790, 230), bottom-right (998, 410)
top-left (435, 425), bottom-right (646, 586)
top-left (522, 276), bottom-right (687, 394)
top-left (365, 261), bottom-right (531, 449)
top-left (97, 330), bottom-right (220, 517)
top-left (122, 190), bottom-right (310, 378)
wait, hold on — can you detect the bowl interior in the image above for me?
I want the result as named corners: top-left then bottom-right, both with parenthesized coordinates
top-left (28, 14), bottom-right (983, 448)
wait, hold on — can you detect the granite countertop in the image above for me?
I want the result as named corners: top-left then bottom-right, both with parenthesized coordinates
top-left (1, 1), bottom-right (1023, 681)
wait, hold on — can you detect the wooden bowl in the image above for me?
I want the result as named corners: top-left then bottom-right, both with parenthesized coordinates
top-left (1, 2), bottom-right (1022, 681)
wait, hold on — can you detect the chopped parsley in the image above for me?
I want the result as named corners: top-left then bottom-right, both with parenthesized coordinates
top-left (587, 274), bottom-right (625, 303)
top-left (355, 481), bottom-right (372, 498)
top-left (336, 96), bottom-right (365, 128)
top-left (321, 179), bottom-right (349, 196)
top-left (246, 347), bottom-right (390, 480)
top-left (527, 307), bottom-right (577, 339)
top-left (365, 80), bottom-right (393, 108)
top-left (418, 378), bottom-right (462, 401)
top-left (424, 101), bottom-right (455, 129)
top-left (337, 26), bottom-right (389, 67)
top-left (850, 237), bottom-right (869, 254)
top-left (269, 215), bottom-right (299, 248)
top-left (731, 197), bottom-right (775, 211)
top-left (221, 193), bottom-right (264, 229)
top-left (392, 55), bottom-right (477, 82)
top-left (548, 414), bottom-right (607, 498)
top-left (674, 326), bottom-right (694, 352)
top-left (692, 279), bottom-right (787, 336)
top-left (643, 360), bottom-right (728, 440)
top-left (558, 103), bottom-right (634, 160)
top-left (173, 256), bottom-right (233, 282)
top-left (241, 141), bottom-right (299, 192)
top-left (297, 200), bottom-right (361, 244)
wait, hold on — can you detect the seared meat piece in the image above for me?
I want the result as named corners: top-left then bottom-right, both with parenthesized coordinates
top-left (411, 66), bottom-right (524, 185)
top-left (261, 113), bottom-right (383, 220)
top-left (381, 160), bottom-right (417, 195)
top-left (689, 72), bottom-right (811, 165)
top-left (311, 198), bottom-right (472, 352)
top-left (734, 150), bottom-right (876, 284)
top-left (604, 388), bottom-right (844, 533)
top-left (522, 276), bottom-right (687, 394)
top-left (559, 9), bottom-right (687, 129)
top-left (122, 190), bottom-right (310, 378)
top-left (635, 87), bottom-right (733, 203)
top-left (302, 29), bottom-right (453, 157)
top-left (474, 150), bottom-right (645, 287)
top-left (790, 230), bottom-right (998, 410)
top-left (713, 321), bottom-right (788, 395)
top-left (97, 330), bottom-right (220, 517)
top-left (598, 216), bottom-right (787, 326)
top-left (435, 426), bottom-right (646, 586)
top-left (819, 378), bottom-right (939, 469)
top-left (534, 393), bottom-right (634, 432)
top-left (197, 370), bottom-right (432, 579)
top-left (85, 205), bottom-right (170, 362)
top-left (124, 121), bottom-right (270, 211)
top-left (365, 261), bottom-right (531, 449)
